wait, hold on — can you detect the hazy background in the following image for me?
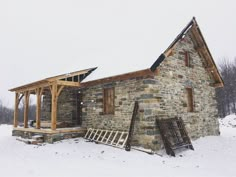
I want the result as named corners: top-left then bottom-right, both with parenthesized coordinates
top-left (0, 0), bottom-right (235, 107)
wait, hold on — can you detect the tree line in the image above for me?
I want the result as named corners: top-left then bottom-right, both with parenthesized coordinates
top-left (0, 99), bottom-right (36, 124)
top-left (216, 58), bottom-right (236, 118)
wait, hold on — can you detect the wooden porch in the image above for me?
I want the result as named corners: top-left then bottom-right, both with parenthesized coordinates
top-left (13, 127), bottom-right (87, 134)
top-left (9, 67), bottom-right (97, 132)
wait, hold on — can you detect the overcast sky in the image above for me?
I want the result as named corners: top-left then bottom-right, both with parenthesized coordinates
top-left (0, 0), bottom-right (235, 107)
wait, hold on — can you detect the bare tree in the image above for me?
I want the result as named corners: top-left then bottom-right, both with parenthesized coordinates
top-left (0, 98), bottom-right (36, 125)
top-left (216, 58), bottom-right (236, 117)
top-left (0, 99), bottom-right (14, 124)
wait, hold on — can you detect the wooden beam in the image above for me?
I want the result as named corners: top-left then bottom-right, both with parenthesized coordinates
top-left (56, 80), bottom-right (80, 87)
top-left (51, 82), bottom-right (58, 130)
top-left (23, 91), bottom-right (30, 128)
top-left (19, 94), bottom-right (24, 102)
top-left (57, 85), bottom-right (64, 97)
top-left (35, 87), bottom-right (44, 129)
top-left (13, 93), bottom-right (19, 128)
top-left (195, 45), bottom-right (205, 53)
top-left (206, 66), bottom-right (215, 72)
top-left (10, 82), bottom-right (51, 94)
top-left (210, 83), bottom-right (224, 88)
top-left (164, 47), bottom-right (175, 57)
top-left (81, 69), bottom-right (154, 88)
top-left (13, 127), bottom-right (87, 134)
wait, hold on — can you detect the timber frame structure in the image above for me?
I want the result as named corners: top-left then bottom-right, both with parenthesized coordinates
top-left (9, 67), bottom-right (97, 131)
top-left (9, 17), bottom-right (224, 150)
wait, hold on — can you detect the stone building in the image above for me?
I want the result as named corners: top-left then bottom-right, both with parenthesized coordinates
top-left (10, 18), bottom-right (223, 151)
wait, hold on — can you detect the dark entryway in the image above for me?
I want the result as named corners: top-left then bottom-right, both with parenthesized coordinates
top-left (72, 90), bottom-right (83, 126)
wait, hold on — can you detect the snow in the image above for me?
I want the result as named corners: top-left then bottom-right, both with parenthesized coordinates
top-left (1, 115), bottom-right (236, 177)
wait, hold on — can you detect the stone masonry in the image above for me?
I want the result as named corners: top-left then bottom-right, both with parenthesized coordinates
top-left (41, 30), bottom-right (220, 151)
top-left (42, 87), bottom-right (80, 126)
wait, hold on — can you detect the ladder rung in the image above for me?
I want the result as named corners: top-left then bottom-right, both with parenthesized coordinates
top-left (84, 128), bottom-right (128, 149)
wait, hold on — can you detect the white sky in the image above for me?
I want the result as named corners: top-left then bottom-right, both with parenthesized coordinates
top-left (0, 0), bottom-right (235, 107)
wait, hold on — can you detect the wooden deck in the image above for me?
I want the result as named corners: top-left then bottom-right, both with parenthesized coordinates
top-left (13, 127), bottom-right (87, 134)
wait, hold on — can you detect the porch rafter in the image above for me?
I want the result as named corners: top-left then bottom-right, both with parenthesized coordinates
top-left (9, 67), bottom-right (97, 131)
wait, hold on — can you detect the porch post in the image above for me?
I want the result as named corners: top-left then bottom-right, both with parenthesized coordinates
top-left (13, 92), bottom-right (19, 128)
top-left (23, 91), bottom-right (30, 128)
top-left (36, 88), bottom-right (44, 129)
top-left (51, 82), bottom-right (58, 130)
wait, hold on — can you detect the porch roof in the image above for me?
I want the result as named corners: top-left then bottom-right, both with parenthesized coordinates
top-left (9, 67), bottom-right (97, 93)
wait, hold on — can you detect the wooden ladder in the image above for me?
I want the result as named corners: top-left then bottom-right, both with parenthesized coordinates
top-left (156, 117), bottom-right (194, 156)
top-left (84, 128), bottom-right (128, 148)
top-left (84, 101), bottom-right (139, 150)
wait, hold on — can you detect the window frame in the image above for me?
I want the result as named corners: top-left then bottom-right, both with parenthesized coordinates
top-left (103, 87), bottom-right (115, 115)
top-left (186, 87), bottom-right (194, 112)
top-left (184, 51), bottom-right (191, 67)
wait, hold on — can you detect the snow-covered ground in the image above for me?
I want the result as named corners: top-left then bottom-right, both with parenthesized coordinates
top-left (1, 115), bottom-right (236, 177)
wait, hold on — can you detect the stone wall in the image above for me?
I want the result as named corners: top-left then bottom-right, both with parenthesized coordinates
top-left (40, 30), bottom-right (220, 151)
top-left (80, 30), bottom-right (219, 151)
top-left (41, 87), bottom-right (80, 126)
top-left (80, 75), bottom-right (160, 149)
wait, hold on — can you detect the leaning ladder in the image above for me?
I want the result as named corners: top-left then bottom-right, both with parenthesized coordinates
top-left (84, 128), bottom-right (129, 148)
top-left (156, 117), bottom-right (194, 156)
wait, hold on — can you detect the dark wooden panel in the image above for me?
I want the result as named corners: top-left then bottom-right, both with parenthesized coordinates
top-left (186, 88), bottom-right (194, 112)
top-left (103, 87), bottom-right (115, 114)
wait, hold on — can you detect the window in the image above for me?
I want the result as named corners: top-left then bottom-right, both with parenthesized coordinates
top-left (103, 87), bottom-right (115, 114)
top-left (186, 88), bottom-right (194, 112)
top-left (184, 51), bottom-right (191, 67)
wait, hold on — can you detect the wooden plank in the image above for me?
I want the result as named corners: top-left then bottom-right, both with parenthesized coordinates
top-left (13, 127), bottom-right (87, 134)
top-left (111, 131), bottom-right (119, 145)
top-left (92, 129), bottom-right (99, 140)
top-left (103, 87), bottom-right (115, 114)
top-left (190, 26), bottom-right (224, 87)
top-left (23, 91), bottom-right (30, 128)
top-left (80, 69), bottom-right (154, 88)
top-left (164, 47), bottom-right (174, 57)
top-left (84, 128), bottom-right (92, 138)
top-left (9, 81), bottom-right (51, 94)
top-left (56, 80), bottom-right (80, 87)
top-left (51, 82), bottom-right (58, 130)
top-left (88, 129), bottom-right (95, 139)
top-left (186, 88), bottom-right (194, 112)
top-left (96, 130), bottom-right (103, 141)
top-left (101, 130), bottom-right (108, 142)
top-left (36, 88), bottom-right (43, 129)
top-left (125, 101), bottom-right (139, 151)
top-left (57, 85), bottom-right (64, 97)
top-left (106, 131), bottom-right (113, 144)
top-left (116, 132), bottom-right (124, 146)
top-left (210, 82), bottom-right (224, 88)
top-left (13, 93), bottom-right (19, 128)
top-left (46, 68), bottom-right (96, 82)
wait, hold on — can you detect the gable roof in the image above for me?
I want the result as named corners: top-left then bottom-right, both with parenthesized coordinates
top-left (150, 17), bottom-right (224, 87)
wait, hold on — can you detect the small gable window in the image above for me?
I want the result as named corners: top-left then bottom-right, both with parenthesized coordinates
top-left (184, 51), bottom-right (191, 67)
top-left (186, 88), bottom-right (194, 112)
top-left (103, 87), bottom-right (115, 114)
